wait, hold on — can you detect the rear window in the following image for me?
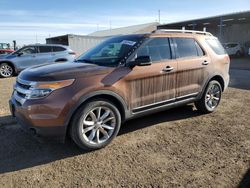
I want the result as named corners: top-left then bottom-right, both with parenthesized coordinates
top-left (175, 38), bottom-right (204, 58)
top-left (206, 38), bottom-right (226, 55)
top-left (39, 46), bottom-right (52, 53)
top-left (53, 46), bottom-right (66, 52)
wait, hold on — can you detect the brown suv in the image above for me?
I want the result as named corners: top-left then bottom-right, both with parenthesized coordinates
top-left (9, 30), bottom-right (230, 150)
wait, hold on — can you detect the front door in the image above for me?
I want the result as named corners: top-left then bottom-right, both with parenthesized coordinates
top-left (14, 46), bottom-right (37, 70)
top-left (123, 37), bottom-right (177, 111)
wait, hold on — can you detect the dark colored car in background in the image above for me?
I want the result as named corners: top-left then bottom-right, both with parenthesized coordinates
top-left (9, 30), bottom-right (230, 150)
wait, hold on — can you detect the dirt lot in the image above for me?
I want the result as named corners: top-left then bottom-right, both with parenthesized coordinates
top-left (0, 59), bottom-right (250, 187)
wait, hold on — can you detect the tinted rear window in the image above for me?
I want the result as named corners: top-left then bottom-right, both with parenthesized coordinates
top-left (175, 38), bottom-right (204, 58)
top-left (39, 46), bottom-right (52, 53)
top-left (53, 46), bottom-right (66, 52)
top-left (206, 39), bottom-right (226, 55)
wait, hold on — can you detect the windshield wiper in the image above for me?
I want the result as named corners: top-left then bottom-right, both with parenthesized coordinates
top-left (74, 59), bottom-right (96, 64)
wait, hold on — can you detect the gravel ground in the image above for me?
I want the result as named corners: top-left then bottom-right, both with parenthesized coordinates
top-left (0, 69), bottom-right (249, 187)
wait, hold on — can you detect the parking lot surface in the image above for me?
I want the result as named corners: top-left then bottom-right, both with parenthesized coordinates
top-left (0, 58), bottom-right (249, 187)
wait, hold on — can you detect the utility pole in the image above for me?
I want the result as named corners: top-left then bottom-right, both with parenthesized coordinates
top-left (158, 9), bottom-right (161, 23)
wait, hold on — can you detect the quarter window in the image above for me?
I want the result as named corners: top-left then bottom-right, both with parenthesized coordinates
top-left (206, 38), bottom-right (226, 55)
top-left (136, 38), bottom-right (171, 62)
top-left (175, 38), bottom-right (204, 58)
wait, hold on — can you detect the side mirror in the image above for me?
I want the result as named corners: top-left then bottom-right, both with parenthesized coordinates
top-left (129, 56), bottom-right (152, 67)
top-left (17, 52), bottom-right (23, 57)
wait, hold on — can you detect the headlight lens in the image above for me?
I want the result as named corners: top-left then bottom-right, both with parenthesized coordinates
top-left (26, 79), bottom-right (75, 99)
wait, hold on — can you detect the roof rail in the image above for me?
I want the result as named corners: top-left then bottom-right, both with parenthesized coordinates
top-left (152, 29), bottom-right (213, 36)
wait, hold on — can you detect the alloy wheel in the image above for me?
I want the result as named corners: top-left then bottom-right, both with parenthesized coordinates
top-left (205, 83), bottom-right (221, 109)
top-left (81, 106), bottom-right (116, 145)
top-left (0, 64), bottom-right (13, 77)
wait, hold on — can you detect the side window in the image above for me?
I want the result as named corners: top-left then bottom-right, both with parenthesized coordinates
top-left (39, 46), bottom-right (52, 53)
top-left (20, 46), bottom-right (36, 54)
top-left (175, 38), bottom-right (204, 58)
top-left (52, 46), bottom-right (66, 52)
top-left (136, 38), bottom-right (171, 62)
top-left (206, 38), bottom-right (226, 55)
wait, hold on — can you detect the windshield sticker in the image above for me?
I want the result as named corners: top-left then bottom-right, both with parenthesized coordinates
top-left (121, 40), bottom-right (136, 46)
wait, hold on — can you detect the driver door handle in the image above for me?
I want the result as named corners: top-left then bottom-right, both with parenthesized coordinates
top-left (162, 66), bottom-right (174, 72)
top-left (202, 60), bottom-right (209, 65)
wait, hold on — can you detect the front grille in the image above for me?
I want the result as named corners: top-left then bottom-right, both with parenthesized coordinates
top-left (13, 78), bottom-right (33, 105)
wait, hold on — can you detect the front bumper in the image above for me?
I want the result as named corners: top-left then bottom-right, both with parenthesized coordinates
top-left (9, 98), bottom-right (67, 142)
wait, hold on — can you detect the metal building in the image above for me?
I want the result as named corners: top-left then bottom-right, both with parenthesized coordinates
top-left (46, 22), bottom-right (159, 56)
top-left (158, 11), bottom-right (250, 45)
top-left (46, 34), bottom-right (106, 56)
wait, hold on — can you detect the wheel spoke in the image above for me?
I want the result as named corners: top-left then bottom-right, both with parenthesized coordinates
top-left (100, 109), bottom-right (110, 121)
top-left (83, 120), bottom-right (95, 126)
top-left (213, 97), bottom-right (220, 101)
top-left (83, 125), bottom-right (95, 133)
top-left (97, 107), bottom-right (101, 120)
top-left (102, 124), bottom-right (114, 130)
top-left (103, 117), bottom-right (114, 124)
top-left (88, 129), bottom-right (96, 141)
top-left (89, 111), bottom-right (97, 122)
top-left (96, 129), bottom-right (100, 143)
top-left (100, 128), bottom-right (110, 139)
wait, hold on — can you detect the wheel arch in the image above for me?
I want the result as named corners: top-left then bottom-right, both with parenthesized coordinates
top-left (65, 90), bottom-right (128, 135)
top-left (209, 75), bottom-right (225, 91)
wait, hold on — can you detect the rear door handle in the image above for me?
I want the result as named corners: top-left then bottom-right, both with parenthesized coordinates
top-left (162, 66), bottom-right (174, 72)
top-left (202, 60), bottom-right (209, 65)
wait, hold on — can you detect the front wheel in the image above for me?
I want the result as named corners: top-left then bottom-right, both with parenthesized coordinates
top-left (70, 99), bottom-right (121, 150)
top-left (0, 63), bottom-right (14, 78)
top-left (195, 80), bottom-right (222, 113)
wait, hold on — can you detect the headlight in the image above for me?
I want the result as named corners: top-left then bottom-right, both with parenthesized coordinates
top-left (26, 79), bottom-right (75, 99)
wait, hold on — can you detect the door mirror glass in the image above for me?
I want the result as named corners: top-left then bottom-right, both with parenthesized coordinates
top-left (129, 56), bottom-right (152, 67)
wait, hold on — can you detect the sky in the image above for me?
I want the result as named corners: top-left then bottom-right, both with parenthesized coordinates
top-left (0, 0), bottom-right (250, 46)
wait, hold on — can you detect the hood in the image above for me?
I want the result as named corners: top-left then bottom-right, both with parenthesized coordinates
top-left (18, 62), bottom-right (114, 81)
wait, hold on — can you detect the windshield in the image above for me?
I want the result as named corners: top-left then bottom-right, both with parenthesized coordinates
top-left (76, 35), bottom-right (145, 67)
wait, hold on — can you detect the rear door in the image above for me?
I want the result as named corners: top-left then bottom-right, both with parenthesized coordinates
top-left (36, 46), bottom-right (53, 65)
top-left (52, 46), bottom-right (67, 62)
top-left (124, 37), bottom-right (177, 111)
top-left (173, 37), bottom-right (210, 98)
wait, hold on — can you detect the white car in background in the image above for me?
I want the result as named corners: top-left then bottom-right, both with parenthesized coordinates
top-left (223, 42), bottom-right (245, 57)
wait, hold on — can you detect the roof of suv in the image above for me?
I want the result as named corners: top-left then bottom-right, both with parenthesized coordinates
top-left (25, 44), bottom-right (69, 48)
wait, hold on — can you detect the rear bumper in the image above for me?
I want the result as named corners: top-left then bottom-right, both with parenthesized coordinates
top-left (9, 98), bottom-right (67, 142)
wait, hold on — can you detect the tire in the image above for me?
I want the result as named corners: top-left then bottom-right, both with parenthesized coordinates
top-left (70, 99), bottom-right (121, 150)
top-left (195, 80), bottom-right (222, 114)
top-left (0, 63), bottom-right (14, 78)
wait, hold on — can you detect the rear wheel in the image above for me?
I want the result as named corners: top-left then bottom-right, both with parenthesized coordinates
top-left (0, 63), bottom-right (14, 78)
top-left (70, 99), bottom-right (121, 150)
top-left (195, 80), bottom-right (222, 113)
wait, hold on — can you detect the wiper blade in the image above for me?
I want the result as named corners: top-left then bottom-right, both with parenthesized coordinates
top-left (74, 59), bottom-right (95, 64)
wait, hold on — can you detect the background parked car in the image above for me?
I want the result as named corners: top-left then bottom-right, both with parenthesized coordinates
top-left (223, 42), bottom-right (245, 57)
top-left (244, 41), bottom-right (250, 56)
top-left (0, 49), bottom-right (14, 55)
top-left (0, 44), bottom-right (76, 78)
